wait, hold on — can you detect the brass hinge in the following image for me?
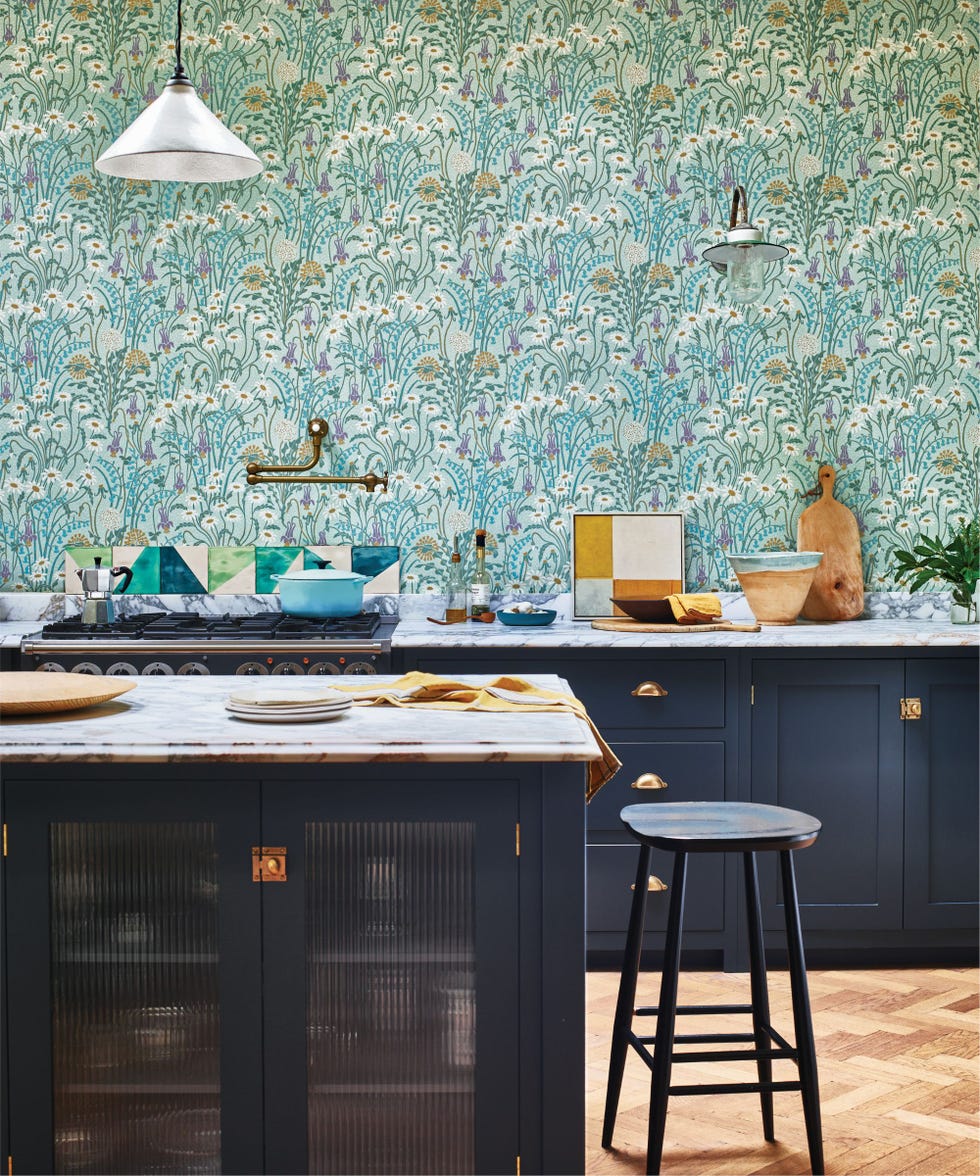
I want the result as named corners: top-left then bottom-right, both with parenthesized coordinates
top-left (251, 846), bottom-right (287, 881)
top-left (515, 822), bottom-right (520, 857)
top-left (2, 823), bottom-right (7, 857)
top-left (516, 1156), bottom-right (520, 1176)
top-left (900, 697), bottom-right (922, 721)
top-left (8, 1153), bottom-right (12, 1175)
top-left (750, 684), bottom-right (755, 706)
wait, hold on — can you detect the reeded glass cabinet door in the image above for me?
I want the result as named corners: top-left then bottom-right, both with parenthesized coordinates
top-left (3, 777), bottom-right (263, 1176)
top-left (262, 778), bottom-right (521, 1176)
top-left (50, 821), bottom-right (221, 1174)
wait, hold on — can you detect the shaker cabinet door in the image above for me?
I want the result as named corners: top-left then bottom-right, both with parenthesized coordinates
top-left (259, 772), bottom-right (521, 1176)
top-left (903, 659), bottom-right (980, 929)
top-left (2, 773), bottom-right (263, 1175)
top-left (750, 659), bottom-right (905, 931)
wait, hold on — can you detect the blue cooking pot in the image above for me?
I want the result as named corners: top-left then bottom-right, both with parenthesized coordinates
top-left (272, 563), bottom-right (371, 618)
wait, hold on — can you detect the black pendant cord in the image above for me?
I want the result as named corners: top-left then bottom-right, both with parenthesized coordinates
top-left (172, 0), bottom-right (188, 81)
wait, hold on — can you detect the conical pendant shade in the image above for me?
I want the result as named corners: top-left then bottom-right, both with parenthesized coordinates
top-left (96, 77), bottom-right (261, 182)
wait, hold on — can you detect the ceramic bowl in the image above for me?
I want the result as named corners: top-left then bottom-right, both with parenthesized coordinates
top-left (609, 598), bottom-right (674, 623)
top-left (495, 609), bottom-right (557, 627)
top-left (726, 551), bottom-right (823, 625)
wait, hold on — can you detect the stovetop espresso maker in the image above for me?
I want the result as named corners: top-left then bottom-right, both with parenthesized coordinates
top-left (76, 557), bottom-right (133, 625)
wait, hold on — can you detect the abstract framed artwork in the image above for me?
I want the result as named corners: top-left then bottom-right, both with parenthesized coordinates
top-left (571, 513), bottom-right (685, 620)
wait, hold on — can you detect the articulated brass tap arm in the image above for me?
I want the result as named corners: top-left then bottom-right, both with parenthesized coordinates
top-left (245, 418), bottom-right (389, 492)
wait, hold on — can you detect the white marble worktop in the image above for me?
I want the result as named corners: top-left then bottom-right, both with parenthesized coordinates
top-left (391, 616), bottom-right (979, 648)
top-left (0, 675), bottom-right (602, 765)
top-left (1, 593), bottom-right (977, 649)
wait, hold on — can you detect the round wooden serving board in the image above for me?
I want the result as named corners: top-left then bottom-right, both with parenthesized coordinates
top-left (0, 671), bottom-right (136, 715)
top-left (592, 619), bottom-right (761, 633)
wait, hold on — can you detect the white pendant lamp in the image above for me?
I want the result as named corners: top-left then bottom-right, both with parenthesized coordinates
top-left (702, 184), bottom-right (788, 304)
top-left (96, 0), bottom-right (260, 182)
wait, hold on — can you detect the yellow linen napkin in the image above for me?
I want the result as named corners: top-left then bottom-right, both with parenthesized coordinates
top-left (666, 592), bottom-right (723, 625)
top-left (332, 671), bottom-right (620, 801)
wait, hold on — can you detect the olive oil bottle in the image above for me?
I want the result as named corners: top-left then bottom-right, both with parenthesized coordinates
top-left (469, 529), bottom-right (491, 617)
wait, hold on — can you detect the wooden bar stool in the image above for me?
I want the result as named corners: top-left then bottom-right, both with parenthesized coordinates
top-left (602, 801), bottom-right (824, 1175)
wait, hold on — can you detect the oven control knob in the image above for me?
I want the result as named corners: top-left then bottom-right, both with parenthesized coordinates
top-left (36, 661), bottom-right (67, 673)
top-left (177, 662), bottom-right (210, 676)
top-left (272, 662), bottom-right (304, 676)
top-left (236, 662), bottom-right (269, 676)
top-left (143, 662), bottom-right (175, 676)
top-left (106, 662), bottom-right (140, 677)
top-left (308, 662), bottom-right (341, 675)
top-left (344, 661), bottom-right (377, 675)
top-left (71, 661), bottom-right (103, 676)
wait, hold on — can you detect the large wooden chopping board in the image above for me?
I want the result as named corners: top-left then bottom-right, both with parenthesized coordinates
top-left (592, 619), bottom-right (761, 633)
top-left (797, 464), bottom-right (864, 621)
top-left (0, 671), bottom-right (136, 715)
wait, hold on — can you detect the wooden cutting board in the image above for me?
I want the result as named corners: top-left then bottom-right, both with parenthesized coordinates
top-left (797, 464), bottom-right (864, 621)
top-left (592, 619), bottom-right (761, 633)
top-left (0, 671), bottom-right (136, 715)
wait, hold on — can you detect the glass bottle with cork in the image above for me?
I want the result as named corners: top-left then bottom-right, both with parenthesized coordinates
top-left (445, 535), bottom-right (469, 623)
top-left (469, 529), bottom-right (491, 617)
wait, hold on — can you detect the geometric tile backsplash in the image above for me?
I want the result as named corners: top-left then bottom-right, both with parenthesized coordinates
top-left (65, 546), bottom-right (400, 595)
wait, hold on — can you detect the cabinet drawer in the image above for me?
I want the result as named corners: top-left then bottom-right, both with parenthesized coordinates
top-left (412, 655), bottom-right (726, 731)
top-left (589, 742), bottom-right (725, 829)
top-left (588, 844), bottom-right (724, 933)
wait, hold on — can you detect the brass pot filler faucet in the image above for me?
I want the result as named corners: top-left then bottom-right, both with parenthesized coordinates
top-left (245, 418), bottom-right (389, 493)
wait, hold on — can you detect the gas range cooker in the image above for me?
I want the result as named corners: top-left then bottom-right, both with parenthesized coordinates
top-left (21, 610), bottom-right (398, 676)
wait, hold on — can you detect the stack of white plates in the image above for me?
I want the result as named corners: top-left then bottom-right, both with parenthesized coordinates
top-left (225, 688), bottom-right (353, 723)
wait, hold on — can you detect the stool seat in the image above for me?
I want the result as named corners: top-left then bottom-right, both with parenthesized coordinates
top-left (621, 800), bottom-right (821, 853)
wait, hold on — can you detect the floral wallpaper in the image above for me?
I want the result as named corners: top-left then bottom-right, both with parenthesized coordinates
top-left (1, 0), bottom-right (977, 594)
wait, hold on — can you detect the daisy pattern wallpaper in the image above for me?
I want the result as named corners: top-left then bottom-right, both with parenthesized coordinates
top-left (0, 0), bottom-right (977, 593)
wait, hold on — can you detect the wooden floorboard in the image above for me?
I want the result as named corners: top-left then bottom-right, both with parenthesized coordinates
top-left (587, 968), bottom-right (979, 1175)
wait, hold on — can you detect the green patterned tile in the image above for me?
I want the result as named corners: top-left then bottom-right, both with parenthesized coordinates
top-left (256, 547), bottom-right (303, 593)
top-left (208, 547), bottom-right (255, 594)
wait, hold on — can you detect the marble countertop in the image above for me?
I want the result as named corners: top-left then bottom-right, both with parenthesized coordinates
top-left (391, 616), bottom-right (978, 648)
top-left (0, 674), bottom-right (602, 764)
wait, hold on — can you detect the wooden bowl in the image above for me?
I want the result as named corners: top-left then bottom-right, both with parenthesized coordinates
top-left (610, 598), bottom-right (674, 623)
top-left (726, 552), bottom-right (823, 625)
top-left (0, 671), bottom-right (136, 715)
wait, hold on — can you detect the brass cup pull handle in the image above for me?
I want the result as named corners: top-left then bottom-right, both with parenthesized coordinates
top-left (631, 773), bottom-right (668, 790)
top-left (632, 681), bottom-right (668, 697)
top-left (631, 876), bottom-right (668, 892)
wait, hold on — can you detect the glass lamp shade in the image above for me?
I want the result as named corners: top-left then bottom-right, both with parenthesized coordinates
top-left (726, 248), bottom-right (767, 303)
top-left (96, 77), bottom-right (261, 182)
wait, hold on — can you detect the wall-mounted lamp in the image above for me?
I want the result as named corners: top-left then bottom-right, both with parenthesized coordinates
top-left (96, 0), bottom-right (260, 182)
top-left (702, 184), bottom-right (788, 304)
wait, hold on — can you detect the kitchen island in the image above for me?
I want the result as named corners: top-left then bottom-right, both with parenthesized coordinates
top-left (1, 676), bottom-right (601, 1176)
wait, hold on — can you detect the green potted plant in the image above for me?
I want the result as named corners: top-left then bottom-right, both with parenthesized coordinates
top-left (892, 520), bottom-right (980, 624)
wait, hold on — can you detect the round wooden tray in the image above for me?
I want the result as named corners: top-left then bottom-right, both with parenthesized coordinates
top-left (0, 671), bottom-right (136, 715)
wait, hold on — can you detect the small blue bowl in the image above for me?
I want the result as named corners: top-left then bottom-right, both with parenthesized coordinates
top-left (495, 609), bottom-right (557, 627)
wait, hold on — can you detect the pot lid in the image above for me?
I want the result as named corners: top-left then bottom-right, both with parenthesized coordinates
top-left (274, 564), bottom-right (369, 583)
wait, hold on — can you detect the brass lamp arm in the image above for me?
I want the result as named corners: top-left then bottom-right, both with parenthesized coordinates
top-left (730, 184), bottom-right (751, 229)
top-left (245, 418), bottom-right (389, 493)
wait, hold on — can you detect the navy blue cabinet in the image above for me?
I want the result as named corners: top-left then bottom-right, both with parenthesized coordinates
top-left (749, 659), bottom-right (905, 932)
top-left (404, 644), bottom-right (978, 965)
top-left (903, 659), bottom-right (979, 930)
top-left (2, 762), bottom-right (577, 1175)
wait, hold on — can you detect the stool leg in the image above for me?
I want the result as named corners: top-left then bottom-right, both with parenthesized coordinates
top-left (646, 851), bottom-right (687, 1176)
top-left (744, 851), bottom-right (775, 1142)
top-left (780, 850), bottom-right (824, 1175)
top-left (602, 843), bottom-right (653, 1149)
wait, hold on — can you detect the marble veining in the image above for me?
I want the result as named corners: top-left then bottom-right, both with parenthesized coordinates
top-left (391, 616), bottom-right (979, 649)
top-left (2, 592), bottom-right (975, 649)
top-left (0, 675), bottom-right (602, 765)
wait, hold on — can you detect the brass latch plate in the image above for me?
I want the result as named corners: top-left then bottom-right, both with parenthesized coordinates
top-left (900, 697), bottom-right (922, 720)
top-left (252, 846), bottom-right (287, 881)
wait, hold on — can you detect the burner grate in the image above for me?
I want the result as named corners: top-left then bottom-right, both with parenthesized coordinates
top-left (39, 610), bottom-right (386, 642)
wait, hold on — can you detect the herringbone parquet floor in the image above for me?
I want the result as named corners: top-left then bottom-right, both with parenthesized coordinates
top-left (587, 968), bottom-right (979, 1175)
